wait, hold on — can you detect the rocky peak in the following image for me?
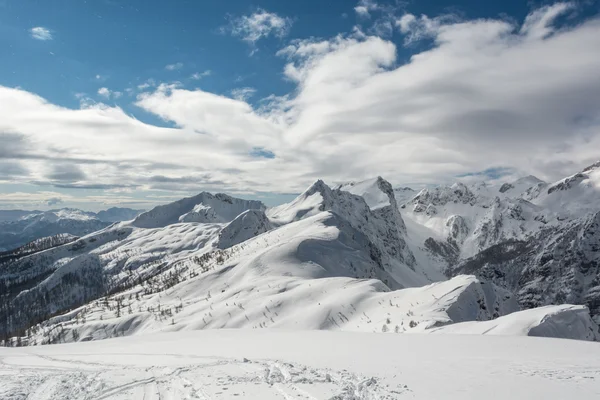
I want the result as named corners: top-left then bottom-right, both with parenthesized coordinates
top-left (582, 160), bottom-right (600, 173)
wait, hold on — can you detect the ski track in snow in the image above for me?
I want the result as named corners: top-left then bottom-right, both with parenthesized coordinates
top-left (0, 352), bottom-right (405, 399)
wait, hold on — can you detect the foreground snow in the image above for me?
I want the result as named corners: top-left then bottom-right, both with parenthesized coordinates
top-left (1, 330), bottom-right (599, 399)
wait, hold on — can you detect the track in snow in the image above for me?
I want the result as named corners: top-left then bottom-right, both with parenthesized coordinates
top-left (0, 352), bottom-right (406, 399)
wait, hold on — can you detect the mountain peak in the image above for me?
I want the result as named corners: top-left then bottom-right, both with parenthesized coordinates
top-left (132, 191), bottom-right (265, 228)
top-left (583, 160), bottom-right (600, 173)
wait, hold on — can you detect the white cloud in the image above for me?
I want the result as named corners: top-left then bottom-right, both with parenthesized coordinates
top-left (97, 87), bottom-right (111, 98)
top-left (191, 70), bottom-right (212, 80)
top-left (2, 4), bottom-right (600, 197)
top-left (355, 6), bottom-right (370, 18)
top-left (97, 87), bottom-right (122, 100)
top-left (224, 9), bottom-right (293, 45)
top-left (165, 62), bottom-right (184, 71)
top-left (0, 191), bottom-right (72, 207)
top-left (137, 79), bottom-right (156, 91)
top-left (30, 26), bottom-right (52, 41)
top-left (354, 0), bottom-right (379, 18)
top-left (230, 87), bottom-right (256, 101)
top-left (396, 13), bottom-right (417, 32)
top-left (520, 2), bottom-right (575, 40)
top-left (395, 13), bottom-right (460, 45)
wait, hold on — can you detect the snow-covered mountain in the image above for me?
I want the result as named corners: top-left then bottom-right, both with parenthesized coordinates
top-left (0, 207), bottom-right (143, 251)
top-left (397, 161), bottom-right (600, 323)
top-left (2, 171), bottom-right (599, 348)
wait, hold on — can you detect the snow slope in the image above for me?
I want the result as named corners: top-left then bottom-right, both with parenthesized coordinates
top-left (2, 330), bottom-right (600, 400)
top-left (429, 304), bottom-right (599, 341)
top-left (21, 270), bottom-right (524, 345)
top-left (216, 209), bottom-right (273, 249)
top-left (534, 161), bottom-right (600, 216)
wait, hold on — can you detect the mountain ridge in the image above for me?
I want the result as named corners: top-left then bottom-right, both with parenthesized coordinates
top-left (1, 165), bottom-right (599, 347)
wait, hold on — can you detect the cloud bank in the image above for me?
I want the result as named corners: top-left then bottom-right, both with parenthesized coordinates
top-left (2, 3), bottom-right (600, 201)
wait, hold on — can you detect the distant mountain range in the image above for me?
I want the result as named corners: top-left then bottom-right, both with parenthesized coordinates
top-left (1, 162), bottom-right (600, 346)
top-left (0, 207), bottom-right (144, 252)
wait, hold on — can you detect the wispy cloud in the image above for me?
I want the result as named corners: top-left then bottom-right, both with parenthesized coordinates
top-left (230, 87), bottom-right (256, 101)
top-left (191, 70), bottom-right (212, 80)
top-left (137, 79), bottom-right (156, 91)
top-left (354, 0), bottom-right (379, 18)
top-left (97, 87), bottom-right (122, 99)
top-left (165, 62), bottom-right (184, 71)
top-left (223, 9), bottom-right (293, 47)
top-left (30, 26), bottom-right (52, 41)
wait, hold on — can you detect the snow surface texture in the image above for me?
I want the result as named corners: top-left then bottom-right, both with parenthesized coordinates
top-left (1, 330), bottom-right (600, 399)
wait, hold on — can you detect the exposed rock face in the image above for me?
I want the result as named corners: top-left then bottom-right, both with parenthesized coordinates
top-left (331, 177), bottom-right (416, 269)
top-left (410, 182), bottom-right (478, 209)
top-left (450, 212), bottom-right (600, 323)
top-left (446, 215), bottom-right (469, 245)
top-left (394, 162), bottom-right (600, 324)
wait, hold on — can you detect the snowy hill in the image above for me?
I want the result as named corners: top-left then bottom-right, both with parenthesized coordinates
top-left (0, 207), bottom-right (143, 252)
top-left (0, 233), bottom-right (78, 263)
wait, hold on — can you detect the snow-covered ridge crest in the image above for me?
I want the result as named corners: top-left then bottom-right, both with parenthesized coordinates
top-left (216, 209), bottom-right (273, 249)
top-left (534, 160), bottom-right (600, 216)
top-left (269, 178), bottom-right (418, 287)
top-left (132, 192), bottom-right (266, 228)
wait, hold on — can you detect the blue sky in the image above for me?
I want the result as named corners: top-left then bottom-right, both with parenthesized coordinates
top-left (1, 0), bottom-right (541, 111)
top-left (1, 0), bottom-right (600, 210)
